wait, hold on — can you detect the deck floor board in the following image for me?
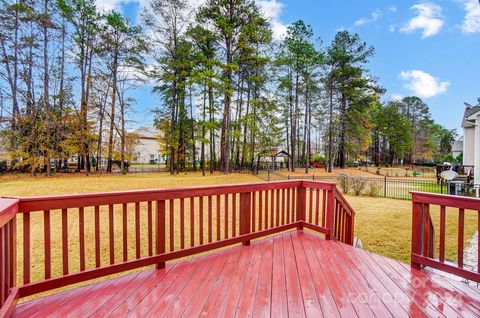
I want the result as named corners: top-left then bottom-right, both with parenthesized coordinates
top-left (12, 230), bottom-right (480, 318)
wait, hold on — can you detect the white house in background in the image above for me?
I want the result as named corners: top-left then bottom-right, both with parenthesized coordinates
top-left (131, 127), bottom-right (165, 164)
top-left (452, 136), bottom-right (463, 160)
top-left (462, 104), bottom-right (480, 185)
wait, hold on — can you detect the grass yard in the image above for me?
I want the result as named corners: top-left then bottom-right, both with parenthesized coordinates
top-left (0, 172), bottom-right (475, 299)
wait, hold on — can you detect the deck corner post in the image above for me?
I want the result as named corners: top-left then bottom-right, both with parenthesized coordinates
top-left (156, 200), bottom-right (166, 269)
top-left (325, 188), bottom-right (335, 240)
top-left (411, 198), bottom-right (424, 270)
top-left (240, 192), bottom-right (251, 246)
top-left (296, 186), bottom-right (306, 230)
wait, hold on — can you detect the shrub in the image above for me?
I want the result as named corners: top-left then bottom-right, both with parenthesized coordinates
top-left (312, 155), bottom-right (326, 164)
top-left (351, 176), bottom-right (368, 196)
top-left (346, 159), bottom-right (355, 167)
top-left (375, 168), bottom-right (380, 175)
top-left (366, 181), bottom-right (381, 197)
top-left (337, 174), bottom-right (351, 194)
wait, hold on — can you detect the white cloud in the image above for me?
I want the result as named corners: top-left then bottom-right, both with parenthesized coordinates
top-left (388, 6), bottom-right (397, 13)
top-left (458, 0), bottom-right (480, 33)
top-left (355, 9), bottom-right (382, 27)
top-left (400, 3), bottom-right (444, 38)
top-left (95, 0), bottom-right (136, 12)
top-left (256, 0), bottom-right (287, 40)
top-left (391, 94), bottom-right (403, 101)
top-left (399, 70), bottom-right (450, 98)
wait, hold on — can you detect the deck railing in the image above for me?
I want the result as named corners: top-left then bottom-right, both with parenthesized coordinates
top-left (411, 191), bottom-right (480, 282)
top-left (0, 180), bottom-right (354, 316)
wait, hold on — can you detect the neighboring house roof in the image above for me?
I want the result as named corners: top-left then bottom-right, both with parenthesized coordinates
top-left (462, 105), bottom-right (480, 128)
top-left (134, 126), bottom-right (161, 140)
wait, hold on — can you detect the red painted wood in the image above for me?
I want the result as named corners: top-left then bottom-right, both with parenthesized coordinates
top-left (270, 190), bottom-right (274, 229)
top-left (122, 203), bottom-right (128, 262)
top-left (79, 207), bottom-right (85, 271)
top-left (411, 202), bottom-right (423, 270)
top-left (322, 189), bottom-right (326, 227)
top-left (156, 200), bottom-right (166, 269)
top-left (458, 208), bottom-right (465, 268)
top-left (251, 237), bottom-right (273, 318)
top-left (147, 201), bottom-right (153, 256)
top-left (198, 247), bottom-right (243, 316)
top-left (281, 188), bottom-right (285, 225)
top-left (308, 188), bottom-right (313, 224)
top-left (169, 199), bottom-right (174, 252)
top-left (258, 191), bottom-right (263, 231)
top-left (239, 192), bottom-right (251, 246)
top-left (43, 210), bottom-right (51, 279)
top-left (0, 227), bottom-right (4, 305)
top-left (224, 194), bottom-right (229, 239)
top-left (270, 235), bottom-right (288, 317)
top-left (232, 193), bottom-right (237, 237)
top-left (0, 287), bottom-right (18, 318)
top-left (252, 191), bottom-right (256, 232)
top-left (286, 188), bottom-right (290, 224)
top-left (439, 205), bottom-right (446, 262)
top-left (264, 189), bottom-right (268, 230)
top-left (136, 202), bottom-right (141, 257)
top-left (216, 195), bottom-right (221, 241)
top-left (199, 196), bottom-right (204, 245)
top-left (23, 213), bottom-right (30, 285)
top-left (190, 197), bottom-right (195, 247)
top-left (412, 253), bottom-right (480, 283)
top-left (275, 189), bottom-right (280, 227)
top-left (61, 208), bottom-right (68, 275)
top-left (180, 198), bottom-right (185, 249)
top-left (208, 195), bottom-right (212, 243)
top-left (94, 206), bottom-right (100, 267)
top-left (108, 205), bottom-right (114, 265)
top-left (0, 200), bottom-right (18, 229)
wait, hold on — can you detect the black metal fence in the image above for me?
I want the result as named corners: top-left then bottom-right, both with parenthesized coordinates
top-left (256, 171), bottom-right (451, 200)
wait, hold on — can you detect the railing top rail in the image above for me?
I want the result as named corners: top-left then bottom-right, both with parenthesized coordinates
top-left (300, 180), bottom-right (337, 191)
top-left (411, 191), bottom-right (480, 210)
top-left (3, 180), bottom-right (312, 212)
top-left (0, 198), bottom-right (19, 228)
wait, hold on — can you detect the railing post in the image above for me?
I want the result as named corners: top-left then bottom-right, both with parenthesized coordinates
top-left (240, 192), bottom-right (251, 246)
top-left (325, 187), bottom-right (335, 240)
top-left (296, 186), bottom-right (306, 229)
top-left (156, 200), bottom-right (166, 269)
top-left (411, 197), bottom-right (424, 270)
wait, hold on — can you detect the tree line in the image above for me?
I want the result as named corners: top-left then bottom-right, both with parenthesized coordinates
top-left (0, 0), bottom-right (456, 176)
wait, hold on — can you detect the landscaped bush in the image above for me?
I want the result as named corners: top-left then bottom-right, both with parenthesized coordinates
top-left (366, 181), bottom-right (382, 197)
top-left (337, 174), bottom-right (351, 194)
top-left (312, 155), bottom-right (326, 164)
top-left (351, 176), bottom-right (368, 196)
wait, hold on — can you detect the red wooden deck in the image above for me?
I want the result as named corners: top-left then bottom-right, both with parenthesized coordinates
top-left (12, 230), bottom-right (480, 318)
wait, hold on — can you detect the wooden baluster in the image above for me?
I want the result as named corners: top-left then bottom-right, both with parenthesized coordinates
top-left (9, 220), bottom-right (15, 291)
top-left (240, 192), bottom-right (251, 246)
top-left (199, 196), bottom-right (204, 245)
top-left (258, 191), bottom-right (263, 231)
top-left (136, 202), bottom-right (142, 258)
top-left (275, 189), bottom-right (280, 227)
top-left (309, 188), bottom-right (313, 224)
top-left (148, 201), bottom-right (153, 256)
top-left (315, 189), bottom-right (320, 226)
top-left (1, 227), bottom-right (4, 304)
top-left (232, 193), bottom-right (237, 237)
top-left (208, 196), bottom-right (213, 243)
top-left (23, 212), bottom-right (30, 284)
top-left (169, 200), bottom-right (174, 252)
top-left (264, 190), bottom-right (269, 230)
top-left (270, 190), bottom-right (274, 229)
top-left (109, 205), bottom-right (114, 265)
top-left (286, 188), bottom-right (290, 224)
top-left (322, 190), bottom-right (326, 227)
top-left (439, 206), bottom-right (446, 263)
top-left (216, 195), bottom-right (221, 241)
top-left (190, 197), bottom-right (195, 247)
top-left (79, 207), bottom-right (85, 271)
top-left (62, 208), bottom-right (69, 274)
top-left (156, 200), bottom-right (166, 269)
top-left (252, 192), bottom-right (256, 232)
top-left (180, 198), bottom-right (185, 249)
top-left (43, 210), bottom-right (51, 279)
top-left (458, 208), bottom-right (465, 268)
top-left (224, 194), bottom-right (229, 239)
top-left (94, 206), bottom-right (101, 267)
top-left (122, 203), bottom-right (128, 262)
top-left (478, 210), bottom-right (480, 273)
top-left (281, 189), bottom-right (285, 226)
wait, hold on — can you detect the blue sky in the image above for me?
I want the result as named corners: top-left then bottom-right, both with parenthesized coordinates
top-left (99, 0), bottom-right (480, 133)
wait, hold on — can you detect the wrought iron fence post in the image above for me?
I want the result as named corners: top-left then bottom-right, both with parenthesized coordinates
top-left (384, 176), bottom-right (387, 198)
